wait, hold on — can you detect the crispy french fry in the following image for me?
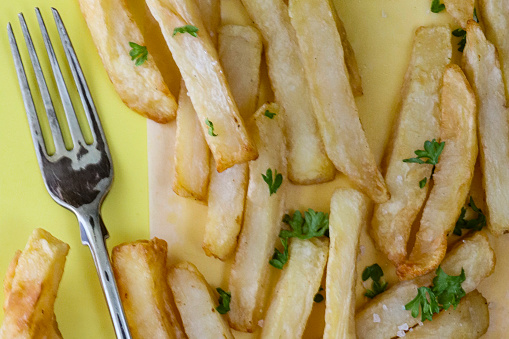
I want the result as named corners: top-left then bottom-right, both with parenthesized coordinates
top-left (462, 20), bottom-right (509, 235)
top-left (261, 238), bottom-right (329, 338)
top-left (405, 290), bottom-right (489, 338)
top-left (228, 103), bottom-right (287, 332)
top-left (111, 238), bottom-right (185, 339)
top-left (168, 262), bottom-right (233, 339)
top-left (324, 189), bottom-right (368, 339)
top-left (289, 0), bottom-right (389, 203)
top-left (146, 0), bottom-right (258, 172)
top-left (371, 26), bottom-right (452, 264)
top-left (203, 25), bottom-right (263, 260)
top-left (444, 0), bottom-right (475, 29)
top-left (196, 0), bottom-right (220, 45)
top-left (397, 64), bottom-right (478, 280)
top-left (0, 228), bottom-right (69, 339)
top-left (241, 0), bottom-right (336, 184)
top-left (78, 0), bottom-right (177, 123)
top-left (356, 232), bottom-right (495, 339)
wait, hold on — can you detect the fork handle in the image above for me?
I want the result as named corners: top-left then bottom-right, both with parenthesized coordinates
top-left (78, 212), bottom-right (132, 339)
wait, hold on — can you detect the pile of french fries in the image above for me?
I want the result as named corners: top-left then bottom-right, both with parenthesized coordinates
top-left (6, 0), bottom-right (509, 337)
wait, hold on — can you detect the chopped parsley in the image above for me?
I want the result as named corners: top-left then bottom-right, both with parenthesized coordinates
top-left (205, 118), bottom-right (217, 136)
top-left (453, 197), bottom-right (486, 236)
top-left (362, 264), bottom-right (388, 298)
top-left (403, 139), bottom-right (445, 188)
top-left (431, 0), bottom-right (446, 13)
top-left (215, 288), bottom-right (231, 314)
top-left (128, 42), bottom-right (148, 66)
top-left (262, 168), bottom-right (283, 195)
top-left (172, 25), bottom-right (199, 37)
top-left (264, 110), bottom-right (276, 119)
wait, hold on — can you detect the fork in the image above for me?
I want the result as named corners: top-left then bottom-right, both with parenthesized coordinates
top-left (7, 8), bottom-right (131, 338)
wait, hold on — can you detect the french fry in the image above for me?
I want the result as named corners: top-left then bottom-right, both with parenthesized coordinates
top-left (260, 238), bottom-right (329, 338)
top-left (0, 228), bottom-right (69, 338)
top-left (405, 290), bottom-right (489, 338)
top-left (196, 0), bottom-right (220, 45)
top-left (168, 262), bottom-right (233, 339)
top-left (111, 238), bottom-right (186, 339)
top-left (241, 0), bottom-right (336, 184)
top-left (289, 0), bottom-right (389, 203)
top-left (203, 25), bottom-right (263, 260)
top-left (78, 0), bottom-right (177, 123)
top-left (146, 0), bottom-right (258, 172)
top-left (228, 103), bottom-right (287, 332)
top-left (462, 20), bottom-right (509, 235)
top-left (371, 26), bottom-right (452, 264)
top-left (444, 0), bottom-right (475, 28)
top-left (397, 64), bottom-right (478, 280)
top-left (324, 188), bottom-right (368, 339)
top-left (356, 232), bottom-right (495, 339)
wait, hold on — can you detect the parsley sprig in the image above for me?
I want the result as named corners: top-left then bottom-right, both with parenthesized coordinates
top-left (453, 9), bottom-right (479, 52)
top-left (173, 25), bottom-right (199, 37)
top-left (431, 0), bottom-right (445, 13)
top-left (403, 139), bottom-right (445, 188)
top-left (405, 266), bottom-right (466, 321)
top-left (205, 118), bottom-right (217, 136)
top-left (362, 264), bottom-right (388, 298)
top-left (453, 197), bottom-right (486, 236)
top-left (128, 42), bottom-right (148, 66)
top-left (264, 110), bottom-right (276, 119)
top-left (215, 288), bottom-right (231, 314)
top-left (269, 237), bottom-right (288, 269)
top-left (262, 169), bottom-right (283, 195)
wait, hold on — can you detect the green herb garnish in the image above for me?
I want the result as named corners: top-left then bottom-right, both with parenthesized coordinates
top-left (403, 139), bottom-right (445, 188)
top-left (215, 288), bottom-right (231, 314)
top-left (362, 264), bottom-right (388, 298)
top-left (205, 118), bottom-right (217, 136)
top-left (128, 42), bottom-right (148, 66)
top-left (269, 237), bottom-right (289, 269)
top-left (453, 197), bottom-right (486, 236)
top-left (172, 25), bottom-right (199, 37)
top-left (262, 169), bottom-right (283, 195)
top-left (264, 110), bottom-right (276, 119)
top-left (431, 0), bottom-right (446, 13)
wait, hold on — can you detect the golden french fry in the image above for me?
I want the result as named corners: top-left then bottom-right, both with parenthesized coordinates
top-left (203, 24), bottom-right (263, 260)
top-left (261, 238), bottom-right (329, 338)
top-left (462, 20), bottom-right (509, 235)
top-left (371, 26), bottom-right (452, 264)
top-left (444, 0), bottom-right (475, 28)
top-left (146, 0), bottom-right (258, 172)
top-left (168, 262), bottom-right (233, 339)
top-left (228, 103), bottom-right (287, 332)
top-left (241, 0), bottom-right (336, 184)
top-left (356, 232), bottom-right (495, 339)
top-left (111, 238), bottom-right (186, 339)
top-left (0, 228), bottom-right (69, 339)
top-left (405, 290), bottom-right (489, 339)
top-left (397, 64), bottom-right (478, 280)
top-left (196, 0), bottom-right (220, 45)
top-left (289, 0), bottom-right (389, 203)
top-left (324, 188), bottom-right (368, 339)
top-left (78, 0), bottom-right (177, 123)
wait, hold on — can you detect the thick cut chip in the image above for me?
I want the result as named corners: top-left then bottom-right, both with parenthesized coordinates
top-left (289, 0), bottom-right (389, 203)
top-left (463, 20), bottom-right (509, 235)
top-left (241, 0), bottom-right (335, 184)
top-left (0, 228), bottom-right (69, 339)
top-left (196, 0), bottom-right (220, 44)
top-left (397, 64), bottom-right (478, 280)
top-left (111, 238), bottom-right (185, 339)
top-left (405, 290), bottom-right (489, 338)
top-left (371, 26), bottom-right (452, 264)
top-left (146, 0), bottom-right (258, 172)
top-left (444, 0), bottom-right (475, 28)
top-left (324, 188), bottom-right (368, 339)
top-left (168, 262), bottom-right (234, 339)
top-left (78, 0), bottom-right (177, 123)
top-left (228, 103), bottom-right (287, 332)
top-left (356, 232), bottom-right (495, 339)
top-left (261, 238), bottom-right (329, 338)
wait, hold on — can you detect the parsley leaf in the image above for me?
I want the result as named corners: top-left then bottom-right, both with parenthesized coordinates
top-left (362, 264), bottom-right (388, 298)
top-left (269, 237), bottom-right (288, 269)
top-left (419, 177), bottom-right (427, 188)
top-left (280, 209), bottom-right (329, 240)
top-left (431, 267), bottom-right (466, 310)
top-left (453, 28), bottom-right (467, 52)
top-left (405, 287), bottom-right (440, 322)
top-left (453, 197), bottom-right (486, 236)
top-left (403, 139), bottom-right (445, 187)
top-left (172, 25), bottom-right (199, 37)
top-left (262, 168), bottom-right (283, 195)
top-left (205, 118), bottom-right (217, 136)
top-left (264, 110), bottom-right (276, 119)
top-left (128, 42), bottom-right (148, 66)
top-left (473, 8), bottom-right (479, 23)
top-left (215, 288), bottom-right (231, 314)
top-left (431, 0), bottom-right (446, 13)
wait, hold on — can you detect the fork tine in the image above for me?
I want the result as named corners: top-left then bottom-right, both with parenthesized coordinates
top-left (34, 8), bottom-right (86, 148)
top-left (51, 8), bottom-right (108, 152)
top-left (18, 13), bottom-right (65, 153)
top-left (7, 22), bottom-right (48, 160)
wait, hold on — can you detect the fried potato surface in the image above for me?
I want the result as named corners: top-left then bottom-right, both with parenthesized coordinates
top-left (146, 0), bottom-right (257, 172)
top-left (196, 0), bottom-right (220, 45)
top-left (168, 262), bottom-right (233, 339)
top-left (397, 64), bottom-right (477, 280)
top-left (462, 20), bottom-right (509, 235)
top-left (371, 26), bottom-right (452, 264)
top-left (0, 228), bottom-right (69, 339)
top-left (356, 232), bottom-right (495, 339)
top-left (111, 238), bottom-right (185, 339)
top-left (405, 290), bottom-right (489, 339)
top-left (228, 103), bottom-right (287, 332)
top-left (289, 0), bottom-right (388, 203)
top-left (444, 0), bottom-right (475, 28)
top-left (78, 0), bottom-right (177, 123)
top-left (324, 189), bottom-right (368, 339)
top-left (241, 0), bottom-right (335, 184)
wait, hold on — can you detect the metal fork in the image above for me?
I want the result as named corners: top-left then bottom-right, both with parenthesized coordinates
top-left (7, 8), bottom-right (131, 338)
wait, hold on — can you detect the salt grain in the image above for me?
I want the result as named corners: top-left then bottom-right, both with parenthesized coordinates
top-left (398, 323), bottom-right (409, 331)
top-left (258, 319), bottom-right (264, 328)
top-left (397, 330), bottom-right (406, 337)
top-left (382, 304), bottom-right (388, 311)
top-left (373, 313), bottom-right (381, 323)
top-left (382, 10), bottom-right (387, 18)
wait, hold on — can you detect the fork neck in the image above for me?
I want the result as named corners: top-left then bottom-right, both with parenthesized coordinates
top-left (75, 206), bottom-right (109, 245)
